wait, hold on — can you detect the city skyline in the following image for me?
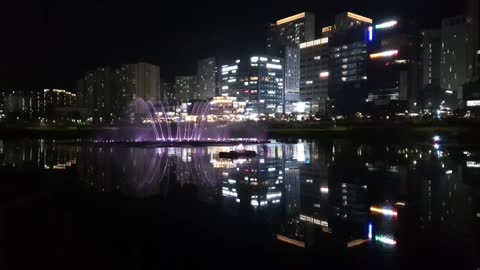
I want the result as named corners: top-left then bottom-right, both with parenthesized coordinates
top-left (1, 0), bottom-right (465, 90)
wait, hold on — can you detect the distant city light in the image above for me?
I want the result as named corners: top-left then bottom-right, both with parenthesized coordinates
top-left (300, 37), bottom-right (328, 48)
top-left (370, 50), bottom-right (399, 59)
top-left (375, 20), bottom-right (398, 29)
top-left (320, 71), bottom-right (330, 78)
top-left (320, 187), bottom-right (329, 193)
top-left (467, 100), bottom-right (480, 107)
top-left (466, 161), bottom-right (480, 168)
top-left (368, 223), bottom-right (373, 239)
top-left (370, 206), bottom-right (398, 216)
top-left (375, 235), bottom-right (397, 245)
top-left (368, 26), bottom-right (373, 41)
top-left (433, 135), bottom-right (441, 142)
top-left (266, 63), bottom-right (282, 70)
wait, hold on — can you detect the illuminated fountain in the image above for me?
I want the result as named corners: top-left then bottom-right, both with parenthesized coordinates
top-left (95, 98), bottom-right (267, 146)
top-left (135, 98), bottom-right (211, 142)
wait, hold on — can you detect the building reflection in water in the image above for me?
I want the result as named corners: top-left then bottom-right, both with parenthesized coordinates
top-left (0, 139), bottom-right (478, 263)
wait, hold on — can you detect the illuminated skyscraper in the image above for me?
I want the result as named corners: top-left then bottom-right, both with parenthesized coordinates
top-left (197, 57), bottom-right (218, 100)
top-left (283, 47), bottom-right (301, 113)
top-left (328, 12), bottom-right (372, 115)
top-left (267, 12), bottom-right (315, 113)
top-left (220, 56), bottom-right (284, 118)
top-left (267, 12), bottom-right (315, 51)
top-left (300, 38), bottom-right (330, 116)
top-left (366, 18), bottom-right (420, 114)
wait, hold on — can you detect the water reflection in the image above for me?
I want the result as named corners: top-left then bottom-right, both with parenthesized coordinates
top-left (0, 139), bottom-right (479, 264)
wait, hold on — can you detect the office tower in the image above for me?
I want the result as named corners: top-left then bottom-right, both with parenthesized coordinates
top-left (322, 25), bottom-right (334, 38)
top-left (419, 29), bottom-right (442, 109)
top-left (283, 47), bottom-right (301, 114)
top-left (174, 76), bottom-right (198, 102)
top-left (267, 12), bottom-right (315, 113)
top-left (328, 12), bottom-right (372, 115)
top-left (366, 18), bottom-right (419, 114)
top-left (299, 37), bottom-right (330, 116)
top-left (441, 16), bottom-right (474, 107)
top-left (197, 57), bottom-right (218, 100)
top-left (220, 56), bottom-right (284, 119)
top-left (267, 12), bottom-right (315, 52)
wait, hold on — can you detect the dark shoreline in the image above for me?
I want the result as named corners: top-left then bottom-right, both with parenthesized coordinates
top-left (1, 122), bottom-right (480, 144)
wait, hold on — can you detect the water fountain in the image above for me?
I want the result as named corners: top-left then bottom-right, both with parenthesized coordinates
top-left (94, 98), bottom-right (268, 146)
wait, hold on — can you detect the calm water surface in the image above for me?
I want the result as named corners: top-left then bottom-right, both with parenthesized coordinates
top-left (0, 139), bottom-right (479, 269)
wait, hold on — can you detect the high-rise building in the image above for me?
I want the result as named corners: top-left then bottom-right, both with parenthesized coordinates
top-left (77, 62), bottom-right (161, 121)
top-left (267, 12), bottom-right (315, 114)
top-left (128, 62), bottom-right (161, 104)
top-left (284, 47), bottom-right (301, 114)
top-left (419, 29), bottom-right (442, 109)
top-left (299, 37), bottom-right (330, 116)
top-left (77, 66), bottom-right (116, 122)
top-left (267, 12), bottom-right (315, 51)
top-left (174, 76), bottom-right (198, 102)
top-left (328, 12), bottom-right (372, 115)
top-left (366, 18), bottom-right (419, 114)
top-left (420, 29), bottom-right (441, 88)
top-left (0, 90), bottom-right (42, 121)
top-left (220, 56), bottom-right (284, 118)
top-left (441, 16), bottom-right (474, 107)
top-left (197, 57), bottom-right (218, 100)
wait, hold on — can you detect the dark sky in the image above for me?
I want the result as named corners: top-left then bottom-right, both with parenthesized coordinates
top-left (0, 0), bottom-right (465, 90)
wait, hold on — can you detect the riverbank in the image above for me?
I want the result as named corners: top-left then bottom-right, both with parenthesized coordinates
top-left (1, 122), bottom-right (480, 144)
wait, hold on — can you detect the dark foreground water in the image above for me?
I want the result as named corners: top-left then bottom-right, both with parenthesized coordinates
top-left (0, 139), bottom-right (479, 269)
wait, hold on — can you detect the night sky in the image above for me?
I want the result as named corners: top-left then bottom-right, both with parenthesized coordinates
top-left (0, 0), bottom-right (465, 90)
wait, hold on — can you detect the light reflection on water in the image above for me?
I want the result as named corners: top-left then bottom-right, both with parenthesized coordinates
top-left (0, 139), bottom-right (479, 264)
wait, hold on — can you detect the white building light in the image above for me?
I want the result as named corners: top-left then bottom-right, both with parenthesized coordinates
top-left (222, 65), bottom-right (238, 72)
top-left (266, 63), bottom-right (282, 70)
